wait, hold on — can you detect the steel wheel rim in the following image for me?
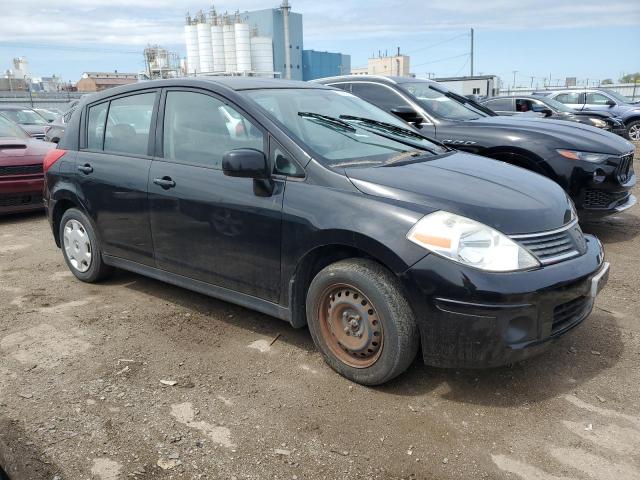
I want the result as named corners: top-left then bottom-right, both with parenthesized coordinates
top-left (63, 219), bottom-right (92, 273)
top-left (317, 283), bottom-right (384, 368)
top-left (629, 125), bottom-right (640, 141)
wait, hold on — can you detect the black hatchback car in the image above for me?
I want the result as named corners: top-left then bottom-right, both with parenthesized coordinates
top-left (44, 78), bottom-right (609, 385)
top-left (315, 76), bottom-right (637, 219)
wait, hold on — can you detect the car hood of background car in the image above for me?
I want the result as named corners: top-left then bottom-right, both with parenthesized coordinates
top-left (467, 116), bottom-right (633, 154)
top-left (0, 137), bottom-right (54, 165)
top-left (345, 152), bottom-right (573, 235)
top-left (16, 124), bottom-right (47, 137)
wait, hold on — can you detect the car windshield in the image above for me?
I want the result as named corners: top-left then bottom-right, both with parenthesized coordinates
top-left (0, 114), bottom-right (29, 138)
top-left (1, 108), bottom-right (48, 126)
top-left (541, 97), bottom-right (575, 113)
top-left (242, 88), bottom-right (447, 168)
top-left (401, 82), bottom-right (488, 121)
top-left (601, 89), bottom-right (633, 104)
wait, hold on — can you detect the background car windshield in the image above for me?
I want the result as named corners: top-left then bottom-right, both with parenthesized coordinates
top-left (402, 82), bottom-right (485, 121)
top-left (0, 115), bottom-right (29, 138)
top-left (242, 88), bottom-right (446, 168)
top-left (541, 97), bottom-right (575, 113)
top-left (1, 109), bottom-right (48, 126)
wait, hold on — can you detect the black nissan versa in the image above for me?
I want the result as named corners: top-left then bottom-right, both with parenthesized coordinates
top-left (315, 76), bottom-right (637, 219)
top-left (44, 78), bottom-right (609, 385)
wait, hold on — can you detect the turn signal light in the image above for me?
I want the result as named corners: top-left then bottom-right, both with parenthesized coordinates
top-left (43, 149), bottom-right (67, 173)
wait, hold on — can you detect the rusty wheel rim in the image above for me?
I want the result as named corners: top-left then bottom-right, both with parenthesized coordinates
top-left (317, 283), bottom-right (384, 368)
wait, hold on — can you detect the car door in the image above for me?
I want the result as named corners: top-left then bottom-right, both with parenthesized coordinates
top-left (553, 92), bottom-right (585, 111)
top-left (341, 82), bottom-right (437, 137)
top-left (76, 90), bottom-right (158, 266)
top-left (148, 88), bottom-right (284, 302)
top-left (583, 92), bottom-right (616, 112)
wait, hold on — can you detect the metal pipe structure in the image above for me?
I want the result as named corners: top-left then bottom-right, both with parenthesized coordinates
top-left (470, 28), bottom-right (474, 77)
top-left (281, 0), bottom-right (291, 80)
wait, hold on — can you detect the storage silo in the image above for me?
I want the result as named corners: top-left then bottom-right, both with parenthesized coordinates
top-left (211, 17), bottom-right (225, 73)
top-left (235, 22), bottom-right (252, 73)
top-left (197, 21), bottom-right (214, 73)
top-left (222, 16), bottom-right (237, 73)
top-left (250, 36), bottom-right (274, 77)
top-left (184, 15), bottom-right (200, 75)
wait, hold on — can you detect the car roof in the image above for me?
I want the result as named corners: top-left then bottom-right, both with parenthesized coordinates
top-left (484, 95), bottom-right (541, 100)
top-left (0, 105), bottom-right (35, 110)
top-left (313, 75), bottom-right (435, 86)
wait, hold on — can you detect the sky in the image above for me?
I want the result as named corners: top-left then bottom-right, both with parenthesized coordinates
top-left (0, 0), bottom-right (639, 87)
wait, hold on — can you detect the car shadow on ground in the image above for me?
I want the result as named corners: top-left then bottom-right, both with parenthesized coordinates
top-left (581, 213), bottom-right (640, 245)
top-left (0, 211), bottom-right (45, 227)
top-left (105, 270), bottom-right (624, 408)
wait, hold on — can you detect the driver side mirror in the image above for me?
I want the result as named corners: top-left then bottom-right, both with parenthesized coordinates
top-left (391, 106), bottom-right (423, 126)
top-left (222, 148), bottom-right (269, 179)
top-left (606, 99), bottom-right (616, 107)
top-left (531, 104), bottom-right (553, 117)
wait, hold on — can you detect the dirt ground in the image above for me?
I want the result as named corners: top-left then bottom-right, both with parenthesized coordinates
top-left (1, 146), bottom-right (639, 480)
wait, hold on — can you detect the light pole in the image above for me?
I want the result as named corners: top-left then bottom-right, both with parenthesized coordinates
top-left (24, 75), bottom-right (33, 108)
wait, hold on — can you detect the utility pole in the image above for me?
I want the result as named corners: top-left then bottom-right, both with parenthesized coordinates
top-left (530, 76), bottom-right (534, 88)
top-left (281, 0), bottom-right (292, 80)
top-left (512, 70), bottom-right (518, 89)
top-left (470, 28), bottom-right (474, 77)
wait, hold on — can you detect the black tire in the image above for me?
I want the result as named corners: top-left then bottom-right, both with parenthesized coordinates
top-left (58, 208), bottom-right (113, 283)
top-left (626, 120), bottom-right (640, 142)
top-left (306, 258), bottom-right (419, 385)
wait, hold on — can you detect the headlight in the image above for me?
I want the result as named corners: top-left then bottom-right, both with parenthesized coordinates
top-left (406, 211), bottom-right (540, 272)
top-left (557, 150), bottom-right (610, 163)
top-left (589, 118), bottom-right (607, 128)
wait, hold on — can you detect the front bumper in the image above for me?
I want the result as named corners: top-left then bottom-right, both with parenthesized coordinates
top-left (0, 177), bottom-right (44, 215)
top-left (401, 234), bottom-right (606, 368)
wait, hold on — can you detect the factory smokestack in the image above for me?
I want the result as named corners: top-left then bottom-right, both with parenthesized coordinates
top-left (281, 0), bottom-right (291, 79)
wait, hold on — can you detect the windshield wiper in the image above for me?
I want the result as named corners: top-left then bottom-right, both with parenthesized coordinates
top-left (339, 115), bottom-right (427, 140)
top-left (298, 112), bottom-right (355, 132)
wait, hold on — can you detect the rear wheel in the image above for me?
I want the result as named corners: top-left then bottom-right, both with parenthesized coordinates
top-left (59, 208), bottom-right (113, 283)
top-left (306, 259), bottom-right (419, 385)
top-left (627, 120), bottom-right (640, 141)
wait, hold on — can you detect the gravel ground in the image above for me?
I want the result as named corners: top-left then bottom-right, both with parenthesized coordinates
top-left (0, 145), bottom-right (639, 480)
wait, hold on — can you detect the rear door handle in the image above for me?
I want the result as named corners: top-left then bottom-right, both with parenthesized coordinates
top-left (77, 163), bottom-right (93, 174)
top-left (153, 176), bottom-right (176, 189)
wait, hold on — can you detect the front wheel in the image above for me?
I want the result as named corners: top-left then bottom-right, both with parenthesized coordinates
top-left (626, 120), bottom-right (640, 141)
top-left (306, 259), bottom-right (419, 385)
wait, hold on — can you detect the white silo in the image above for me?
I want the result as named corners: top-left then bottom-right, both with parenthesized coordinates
top-left (250, 36), bottom-right (274, 77)
top-left (222, 17), bottom-right (237, 73)
top-left (211, 17), bottom-right (225, 72)
top-left (197, 21), bottom-right (214, 73)
top-left (184, 15), bottom-right (200, 75)
top-left (235, 22), bottom-right (252, 73)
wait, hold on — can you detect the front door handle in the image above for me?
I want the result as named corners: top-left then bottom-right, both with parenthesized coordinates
top-left (77, 163), bottom-right (93, 174)
top-left (153, 176), bottom-right (176, 189)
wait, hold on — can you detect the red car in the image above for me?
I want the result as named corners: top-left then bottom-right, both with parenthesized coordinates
top-left (0, 115), bottom-right (55, 214)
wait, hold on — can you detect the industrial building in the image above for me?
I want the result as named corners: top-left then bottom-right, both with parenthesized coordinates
top-left (434, 75), bottom-right (499, 97)
top-left (76, 72), bottom-right (138, 92)
top-left (184, 2), bottom-right (349, 81)
top-left (142, 45), bottom-right (182, 80)
top-left (351, 52), bottom-right (411, 77)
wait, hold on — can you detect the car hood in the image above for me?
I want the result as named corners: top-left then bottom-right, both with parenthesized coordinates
top-left (0, 137), bottom-right (54, 165)
top-left (345, 152), bottom-right (573, 235)
top-left (467, 115), bottom-right (633, 154)
top-left (17, 124), bottom-right (47, 136)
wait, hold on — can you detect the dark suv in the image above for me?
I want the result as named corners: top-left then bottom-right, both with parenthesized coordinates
top-left (44, 78), bottom-right (609, 385)
top-left (315, 76), bottom-right (637, 219)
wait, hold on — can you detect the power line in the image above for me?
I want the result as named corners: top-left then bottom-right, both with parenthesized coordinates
top-left (404, 32), bottom-right (469, 55)
top-left (0, 41), bottom-right (141, 55)
top-left (412, 52), bottom-right (469, 68)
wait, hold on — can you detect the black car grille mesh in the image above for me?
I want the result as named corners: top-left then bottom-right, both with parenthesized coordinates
top-left (511, 222), bottom-right (585, 265)
top-left (584, 189), bottom-right (628, 209)
top-left (616, 153), bottom-right (634, 183)
top-left (553, 296), bottom-right (590, 334)
top-left (0, 164), bottom-right (43, 176)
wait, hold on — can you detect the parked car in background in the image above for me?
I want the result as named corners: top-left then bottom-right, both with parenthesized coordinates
top-left (33, 108), bottom-right (60, 123)
top-left (0, 106), bottom-right (49, 140)
top-left (0, 115), bottom-right (55, 214)
top-left (45, 78), bottom-right (610, 385)
top-left (533, 89), bottom-right (640, 141)
top-left (44, 107), bottom-right (76, 144)
top-left (315, 75), bottom-right (636, 218)
top-left (481, 95), bottom-right (628, 137)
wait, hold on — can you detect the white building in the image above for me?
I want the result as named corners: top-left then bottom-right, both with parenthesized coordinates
top-left (434, 75), bottom-right (499, 98)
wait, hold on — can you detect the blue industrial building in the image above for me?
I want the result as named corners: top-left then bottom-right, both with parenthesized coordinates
top-left (302, 50), bottom-right (351, 81)
top-left (240, 8), bottom-right (304, 81)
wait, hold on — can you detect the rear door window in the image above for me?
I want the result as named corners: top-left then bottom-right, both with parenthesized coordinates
top-left (554, 92), bottom-right (582, 105)
top-left (104, 93), bottom-right (156, 156)
top-left (87, 102), bottom-right (108, 150)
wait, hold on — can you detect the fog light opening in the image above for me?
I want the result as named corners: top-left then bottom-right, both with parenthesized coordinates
top-left (593, 169), bottom-right (606, 184)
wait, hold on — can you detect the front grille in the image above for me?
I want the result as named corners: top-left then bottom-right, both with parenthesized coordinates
top-left (0, 193), bottom-right (43, 207)
top-left (552, 296), bottom-right (590, 333)
top-left (584, 189), bottom-right (628, 209)
top-left (511, 221), bottom-right (585, 265)
top-left (0, 164), bottom-right (43, 176)
top-left (616, 153), bottom-right (634, 183)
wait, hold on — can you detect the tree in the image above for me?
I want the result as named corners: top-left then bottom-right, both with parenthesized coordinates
top-left (601, 78), bottom-right (613, 85)
top-left (620, 73), bottom-right (640, 84)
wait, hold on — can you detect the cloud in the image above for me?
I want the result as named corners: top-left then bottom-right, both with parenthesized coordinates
top-left (1, 0), bottom-right (638, 49)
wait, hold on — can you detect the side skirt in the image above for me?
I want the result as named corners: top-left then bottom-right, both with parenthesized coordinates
top-left (103, 255), bottom-right (292, 323)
